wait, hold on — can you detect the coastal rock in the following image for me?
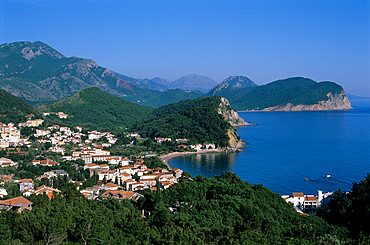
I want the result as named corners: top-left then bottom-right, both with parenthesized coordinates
top-left (218, 97), bottom-right (248, 126)
top-left (262, 91), bottom-right (352, 111)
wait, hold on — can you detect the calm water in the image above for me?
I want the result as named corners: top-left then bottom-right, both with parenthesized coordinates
top-left (170, 99), bottom-right (370, 195)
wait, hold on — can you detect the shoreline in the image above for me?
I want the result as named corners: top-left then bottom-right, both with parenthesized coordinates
top-left (160, 149), bottom-right (239, 170)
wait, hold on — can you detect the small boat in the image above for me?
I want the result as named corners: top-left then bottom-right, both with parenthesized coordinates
top-left (326, 174), bottom-right (331, 178)
top-left (304, 178), bottom-right (308, 181)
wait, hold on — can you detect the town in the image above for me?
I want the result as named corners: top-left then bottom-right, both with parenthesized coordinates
top-left (0, 112), bottom-right (195, 211)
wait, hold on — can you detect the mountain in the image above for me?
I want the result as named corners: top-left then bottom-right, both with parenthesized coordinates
top-left (111, 72), bottom-right (169, 92)
top-left (209, 77), bottom-right (352, 111)
top-left (150, 77), bottom-right (172, 87)
top-left (0, 89), bottom-right (37, 123)
top-left (135, 96), bottom-right (247, 147)
top-left (169, 74), bottom-right (217, 92)
top-left (208, 76), bottom-right (258, 97)
top-left (0, 41), bottom-right (154, 105)
top-left (347, 94), bottom-right (370, 100)
top-left (37, 87), bottom-right (154, 130)
top-left (130, 89), bottom-right (204, 107)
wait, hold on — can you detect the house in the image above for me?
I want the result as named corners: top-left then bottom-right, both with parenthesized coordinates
top-left (190, 144), bottom-right (202, 151)
top-left (121, 158), bottom-right (130, 166)
top-left (175, 139), bottom-right (189, 143)
top-left (0, 196), bottom-right (32, 212)
top-left (0, 187), bottom-right (8, 197)
top-left (101, 182), bottom-right (119, 190)
top-left (26, 119), bottom-right (44, 127)
top-left (23, 185), bottom-right (61, 200)
top-left (0, 157), bottom-right (17, 167)
top-left (204, 143), bottom-right (216, 149)
top-left (101, 190), bottom-right (143, 201)
top-left (19, 179), bottom-right (34, 192)
top-left (172, 168), bottom-right (183, 179)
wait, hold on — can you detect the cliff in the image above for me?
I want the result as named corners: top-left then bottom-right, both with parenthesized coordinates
top-left (217, 97), bottom-right (247, 148)
top-left (262, 91), bottom-right (352, 111)
top-left (218, 97), bottom-right (248, 126)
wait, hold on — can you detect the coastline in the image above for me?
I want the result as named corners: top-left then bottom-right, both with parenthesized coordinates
top-left (160, 149), bottom-right (228, 170)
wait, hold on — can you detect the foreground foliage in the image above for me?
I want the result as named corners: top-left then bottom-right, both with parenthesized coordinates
top-left (0, 172), bottom-right (356, 244)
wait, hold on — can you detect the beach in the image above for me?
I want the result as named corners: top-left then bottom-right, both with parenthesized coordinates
top-left (160, 149), bottom-right (227, 170)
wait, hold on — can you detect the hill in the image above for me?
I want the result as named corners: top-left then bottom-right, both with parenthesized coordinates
top-left (135, 96), bottom-right (247, 147)
top-left (0, 41), bottom-right (154, 105)
top-left (211, 77), bottom-right (352, 111)
top-left (169, 74), bottom-right (217, 92)
top-left (208, 75), bottom-right (258, 98)
top-left (37, 87), bottom-right (154, 130)
top-left (0, 89), bottom-right (37, 123)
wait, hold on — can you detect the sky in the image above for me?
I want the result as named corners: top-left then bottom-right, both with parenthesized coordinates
top-left (1, 0), bottom-right (369, 96)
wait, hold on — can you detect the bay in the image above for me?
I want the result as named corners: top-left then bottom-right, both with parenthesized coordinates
top-left (170, 99), bottom-right (370, 195)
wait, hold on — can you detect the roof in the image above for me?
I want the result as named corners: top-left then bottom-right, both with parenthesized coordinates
top-left (293, 192), bottom-right (304, 197)
top-left (305, 196), bottom-right (317, 202)
top-left (19, 179), bottom-right (33, 183)
top-left (0, 196), bottom-right (32, 206)
top-left (101, 190), bottom-right (139, 200)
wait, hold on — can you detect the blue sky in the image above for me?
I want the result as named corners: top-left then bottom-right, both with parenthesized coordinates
top-left (1, 0), bottom-right (369, 96)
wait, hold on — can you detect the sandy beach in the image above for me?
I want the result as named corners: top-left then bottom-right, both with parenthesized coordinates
top-left (160, 149), bottom-right (226, 170)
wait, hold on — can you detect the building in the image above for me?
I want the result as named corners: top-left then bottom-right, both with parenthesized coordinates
top-left (19, 179), bottom-right (34, 192)
top-left (0, 196), bottom-right (32, 212)
top-left (101, 190), bottom-right (143, 201)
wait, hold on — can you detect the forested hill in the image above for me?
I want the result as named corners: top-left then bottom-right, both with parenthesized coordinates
top-left (37, 87), bottom-right (155, 130)
top-left (134, 96), bottom-right (246, 147)
top-left (0, 89), bottom-right (37, 124)
top-left (210, 77), bottom-right (352, 111)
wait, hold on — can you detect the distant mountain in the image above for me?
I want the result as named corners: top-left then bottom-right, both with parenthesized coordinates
top-left (347, 94), bottom-right (370, 100)
top-left (170, 74), bottom-right (217, 92)
top-left (111, 72), bottom-right (168, 92)
top-left (0, 41), bottom-right (153, 105)
top-left (150, 77), bottom-right (172, 87)
top-left (217, 77), bottom-right (352, 111)
top-left (130, 89), bottom-right (204, 107)
top-left (0, 89), bottom-right (37, 123)
top-left (208, 76), bottom-right (258, 97)
top-left (37, 87), bottom-right (154, 130)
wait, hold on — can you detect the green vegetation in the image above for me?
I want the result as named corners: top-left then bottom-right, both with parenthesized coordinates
top-left (38, 87), bottom-right (154, 130)
top-left (127, 89), bottom-right (204, 107)
top-left (134, 96), bottom-right (232, 147)
top-left (0, 172), bottom-right (359, 244)
top-left (209, 77), bottom-right (346, 110)
top-left (318, 173), bottom-right (370, 240)
top-left (0, 89), bottom-right (37, 123)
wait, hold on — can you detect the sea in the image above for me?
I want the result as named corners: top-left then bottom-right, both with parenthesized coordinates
top-left (170, 99), bottom-right (370, 195)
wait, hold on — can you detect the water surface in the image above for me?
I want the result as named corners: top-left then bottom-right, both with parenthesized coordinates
top-left (170, 100), bottom-right (370, 194)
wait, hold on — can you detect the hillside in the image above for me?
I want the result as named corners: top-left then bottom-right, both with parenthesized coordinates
top-left (212, 77), bottom-right (352, 111)
top-left (170, 74), bottom-right (217, 92)
top-left (135, 96), bottom-right (247, 147)
top-left (0, 89), bottom-right (37, 123)
top-left (37, 87), bottom-right (154, 130)
top-left (0, 41), bottom-right (154, 105)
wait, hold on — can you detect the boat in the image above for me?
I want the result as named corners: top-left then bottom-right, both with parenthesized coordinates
top-left (326, 174), bottom-right (331, 178)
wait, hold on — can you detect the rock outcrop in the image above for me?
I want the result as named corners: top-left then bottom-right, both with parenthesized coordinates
top-left (262, 91), bottom-right (352, 111)
top-left (218, 97), bottom-right (249, 126)
top-left (217, 97), bottom-right (247, 148)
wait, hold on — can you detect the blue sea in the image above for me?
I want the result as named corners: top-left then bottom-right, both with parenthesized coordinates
top-left (170, 99), bottom-right (370, 195)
